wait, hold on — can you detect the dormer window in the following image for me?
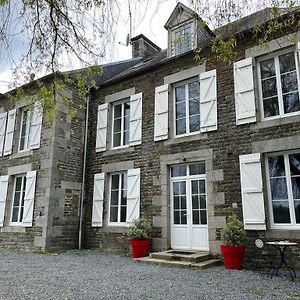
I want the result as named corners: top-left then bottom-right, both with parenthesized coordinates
top-left (171, 23), bottom-right (193, 56)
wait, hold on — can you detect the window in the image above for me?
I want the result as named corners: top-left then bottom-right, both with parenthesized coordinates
top-left (109, 172), bottom-right (128, 224)
top-left (173, 79), bottom-right (200, 136)
top-left (258, 50), bottom-right (300, 119)
top-left (267, 153), bottom-right (300, 227)
top-left (11, 175), bottom-right (27, 225)
top-left (112, 101), bottom-right (130, 148)
top-left (19, 109), bottom-right (31, 151)
top-left (171, 24), bottom-right (193, 56)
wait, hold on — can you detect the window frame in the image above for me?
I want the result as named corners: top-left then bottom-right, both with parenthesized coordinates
top-left (111, 99), bottom-right (130, 150)
top-left (257, 47), bottom-right (300, 121)
top-left (172, 77), bottom-right (200, 137)
top-left (10, 174), bottom-right (27, 226)
top-left (18, 109), bottom-right (31, 152)
top-left (171, 22), bottom-right (194, 57)
top-left (107, 171), bottom-right (129, 227)
top-left (265, 151), bottom-right (300, 230)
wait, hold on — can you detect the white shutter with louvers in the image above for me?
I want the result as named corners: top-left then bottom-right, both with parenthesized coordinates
top-left (29, 102), bottom-right (43, 149)
top-left (129, 92), bottom-right (142, 146)
top-left (3, 109), bottom-right (16, 156)
top-left (239, 153), bottom-right (266, 230)
top-left (0, 112), bottom-right (7, 156)
top-left (126, 168), bottom-right (140, 223)
top-left (22, 171), bottom-right (37, 227)
top-left (234, 58), bottom-right (257, 125)
top-left (92, 173), bottom-right (105, 227)
top-left (154, 84), bottom-right (169, 141)
top-left (200, 69), bottom-right (217, 132)
top-left (0, 175), bottom-right (9, 227)
top-left (95, 103), bottom-right (108, 152)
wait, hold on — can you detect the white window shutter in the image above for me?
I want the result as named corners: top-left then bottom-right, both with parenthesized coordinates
top-left (96, 103), bottom-right (108, 152)
top-left (0, 112), bottom-right (7, 157)
top-left (154, 84), bottom-right (169, 141)
top-left (126, 168), bottom-right (140, 223)
top-left (92, 173), bottom-right (105, 227)
top-left (200, 69), bottom-right (217, 132)
top-left (22, 171), bottom-right (37, 227)
top-left (129, 92), bottom-right (143, 146)
top-left (239, 153), bottom-right (266, 230)
top-left (29, 102), bottom-right (43, 150)
top-left (234, 58), bottom-right (257, 125)
top-left (0, 175), bottom-right (9, 227)
top-left (3, 109), bottom-right (16, 156)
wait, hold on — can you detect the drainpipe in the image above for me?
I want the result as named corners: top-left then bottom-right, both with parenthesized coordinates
top-left (78, 87), bottom-right (91, 250)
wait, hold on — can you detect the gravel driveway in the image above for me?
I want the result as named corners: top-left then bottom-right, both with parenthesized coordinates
top-left (0, 249), bottom-right (299, 300)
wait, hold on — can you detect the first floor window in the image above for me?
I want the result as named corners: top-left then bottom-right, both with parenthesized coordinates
top-left (174, 79), bottom-right (200, 136)
top-left (109, 172), bottom-right (127, 224)
top-left (258, 50), bottom-right (300, 119)
top-left (11, 175), bottom-right (27, 224)
top-left (112, 101), bottom-right (130, 148)
top-left (267, 153), bottom-right (300, 226)
top-left (19, 109), bottom-right (31, 151)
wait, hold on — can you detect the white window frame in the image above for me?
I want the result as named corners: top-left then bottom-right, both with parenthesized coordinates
top-left (108, 172), bottom-right (129, 227)
top-left (111, 100), bottom-right (130, 150)
top-left (257, 47), bottom-right (300, 121)
top-left (173, 78), bottom-right (200, 137)
top-left (265, 151), bottom-right (300, 230)
top-left (171, 22), bottom-right (194, 57)
top-left (10, 174), bottom-right (26, 226)
top-left (18, 109), bottom-right (31, 152)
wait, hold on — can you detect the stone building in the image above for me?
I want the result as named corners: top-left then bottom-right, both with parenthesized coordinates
top-left (0, 2), bottom-right (300, 267)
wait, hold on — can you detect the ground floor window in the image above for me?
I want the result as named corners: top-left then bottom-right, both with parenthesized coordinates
top-left (11, 175), bottom-right (27, 224)
top-left (109, 172), bottom-right (128, 224)
top-left (267, 152), bottom-right (300, 227)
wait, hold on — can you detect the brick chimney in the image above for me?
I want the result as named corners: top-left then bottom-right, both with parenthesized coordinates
top-left (131, 34), bottom-right (161, 59)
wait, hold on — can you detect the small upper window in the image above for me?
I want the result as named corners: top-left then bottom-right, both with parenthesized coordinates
top-left (112, 101), bottom-right (130, 148)
top-left (173, 79), bottom-right (200, 136)
top-left (171, 24), bottom-right (193, 56)
top-left (258, 50), bottom-right (300, 119)
top-left (19, 109), bottom-right (31, 151)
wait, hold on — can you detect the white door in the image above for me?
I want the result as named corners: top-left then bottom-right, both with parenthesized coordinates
top-left (170, 163), bottom-right (208, 251)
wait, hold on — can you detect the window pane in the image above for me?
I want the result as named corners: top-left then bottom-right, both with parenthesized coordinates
top-left (189, 115), bottom-right (200, 132)
top-left (262, 78), bottom-right (277, 98)
top-left (281, 72), bottom-right (298, 94)
top-left (124, 103), bottom-right (130, 117)
top-left (114, 104), bottom-right (121, 118)
top-left (199, 180), bottom-right (206, 194)
top-left (180, 181), bottom-right (186, 195)
top-left (113, 133), bottom-right (121, 147)
top-left (193, 210), bottom-right (200, 225)
top-left (188, 82), bottom-right (199, 100)
top-left (200, 210), bottom-right (207, 225)
top-left (110, 191), bottom-right (119, 205)
top-left (279, 52), bottom-right (296, 73)
top-left (289, 154), bottom-right (300, 175)
top-left (171, 166), bottom-right (186, 177)
top-left (291, 177), bottom-right (300, 200)
top-left (111, 175), bottom-right (119, 190)
top-left (189, 98), bottom-right (199, 116)
top-left (191, 181), bottom-right (198, 194)
top-left (263, 97), bottom-right (279, 118)
top-left (181, 210), bottom-right (187, 224)
top-left (120, 207), bottom-right (126, 223)
top-left (192, 195), bottom-right (199, 209)
top-left (176, 118), bottom-right (186, 135)
top-left (175, 85), bottom-right (185, 103)
top-left (273, 201), bottom-right (291, 223)
top-left (15, 177), bottom-right (22, 191)
top-left (174, 211), bottom-right (180, 224)
top-left (200, 195), bottom-right (206, 209)
top-left (12, 208), bottom-right (19, 222)
top-left (176, 102), bottom-right (186, 119)
top-left (124, 115), bottom-right (130, 132)
top-left (189, 163), bottom-right (205, 175)
top-left (294, 200), bottom-right (300, 223)
top-left (270, 178), bottom-right (288, 200)
top-left (13, 192), bottom-right (20, 207)
top-left (260, 58), bottom-right (276, 79)
top-left (268, 155), bottom-right (285, 177)
top-left (173, 196), bottom-right (180, 209)
top-left (172, 182), bottom-right (180, 194)
top-left (283, 92), bottom-right (300, 114)
top-left (109, 207), bottom-right (118, 222)
top-left (181, 196), bottom-right (186, 209)
top-left (123, 129), bottom-right (129, 145)
top-left (113, 119), bottom-right (121, 133)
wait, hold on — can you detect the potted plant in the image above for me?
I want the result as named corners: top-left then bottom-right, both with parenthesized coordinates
top-left (220, 215), bottom-right (247, 270)
top-left (128, 218), bottom-right (152, 258)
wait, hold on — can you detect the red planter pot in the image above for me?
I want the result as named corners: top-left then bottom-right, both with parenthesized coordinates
top-left (220, 245), bottom-right (246, 270)
top-left (130, 239), bottom-right (150, 258)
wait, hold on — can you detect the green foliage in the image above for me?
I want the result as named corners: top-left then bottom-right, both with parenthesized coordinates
top-left (221, 215), bottom-right (247, 246)
top-left (128, 218), bottom-right (152, 240)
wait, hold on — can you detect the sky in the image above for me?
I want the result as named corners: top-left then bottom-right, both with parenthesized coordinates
top-left (0, 0), bottom-right (189, 93)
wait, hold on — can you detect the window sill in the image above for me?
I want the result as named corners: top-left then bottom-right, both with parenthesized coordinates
top-left (164, 132), bottom-right (208, 146)
top-left (252, 113), bottom-right (300, 130)
top-left (100, 225), bottom-right (129, 234)
top-left (102, 146), bottom-right (134, 157)
top-left (267, 228), bottom-right (300, 240)
top-left (10, 150), bottom-right (33, 159)
top-left (0, 226), bottom-right (26, 233)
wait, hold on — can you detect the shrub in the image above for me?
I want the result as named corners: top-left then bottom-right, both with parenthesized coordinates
top-left (221, 215), bottom-right (247, 246)
top-left (128, 218), bottom-right (152, 240)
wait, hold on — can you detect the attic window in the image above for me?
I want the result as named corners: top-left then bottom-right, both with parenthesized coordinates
top-left (171, 23), bottom-right (193, 56)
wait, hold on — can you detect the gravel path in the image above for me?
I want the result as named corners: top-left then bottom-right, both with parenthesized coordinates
top-left (0, 250), bottom-right (299, 300)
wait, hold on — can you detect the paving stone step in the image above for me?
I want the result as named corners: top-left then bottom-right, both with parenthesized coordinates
top-left (150, 250), bottom-right (211, 263)
top-left (190, 259), bottom-right (222, 269)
